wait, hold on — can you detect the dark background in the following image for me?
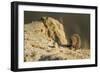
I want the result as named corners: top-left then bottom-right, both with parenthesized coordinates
top-left (24, 11), bottom-right (90, 49)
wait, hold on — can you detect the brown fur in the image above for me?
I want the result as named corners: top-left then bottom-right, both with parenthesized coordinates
top-left (70, 34), bottom-right (81, 50)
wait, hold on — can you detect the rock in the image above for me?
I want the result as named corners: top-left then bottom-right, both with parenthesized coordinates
top-left (24, 21), bottom-right (54, 49)
top-left (41, 17), bottom-right (67, 45)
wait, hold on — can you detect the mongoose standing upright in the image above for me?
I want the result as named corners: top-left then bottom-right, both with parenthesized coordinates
top-left (70, 34), bottom-right (81, 50)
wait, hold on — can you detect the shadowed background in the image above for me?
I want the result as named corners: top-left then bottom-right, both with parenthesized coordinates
top-left (24, 11), bottom-right (90, 49)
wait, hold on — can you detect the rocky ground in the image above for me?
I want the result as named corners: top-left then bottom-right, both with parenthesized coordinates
top-left (24, 17), bottom-right (90, 62)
